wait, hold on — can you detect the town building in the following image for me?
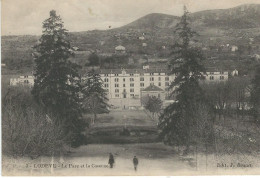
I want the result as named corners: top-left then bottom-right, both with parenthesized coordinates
top-left (141, 85), bottom-right (166, 101)
top-left (115, 45), bottom-right (126, 54)
top-left (231, 45), bottom-right (238, 52)
top-left (231, 69), bottom-right (239, 76)
top-left (10, 75), bottom-right (34, 87)
top-left (204, 71), bottom-right (228, 82)
top-left (99, 68), bottom-right (175, 100)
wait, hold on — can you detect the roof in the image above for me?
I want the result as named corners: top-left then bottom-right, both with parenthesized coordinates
top-left (98, 68), bottom-right (169, 75)
top-left (142, 85), bottom-right (164, 92)
top-left (115, 45), bottom-right (126, 50)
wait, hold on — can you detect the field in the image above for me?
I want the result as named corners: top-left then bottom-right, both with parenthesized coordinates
top-left (88, 110), bottom-right (157, 127)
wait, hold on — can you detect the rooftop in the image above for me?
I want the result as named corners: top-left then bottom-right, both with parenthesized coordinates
top-left (98, 68), bottom-right (169, 75)
top-left (142, 85), bottom-right (164, 92)
top-left (115, 45), bottom-right (126, 50)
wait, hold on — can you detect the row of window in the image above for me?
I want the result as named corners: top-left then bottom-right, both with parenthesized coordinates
top-left (104, 73), bottom-right (165, 77)
top-left (104, 82), bottom-right (170, 88)
top-left (115, 89), bottom-right (135, 93)
top-left (114, 94), bottom-right (138, 98)
top-left (209, 76), bottom-right (225, 80)
top-left (103, 76), bottom-right (170, 82)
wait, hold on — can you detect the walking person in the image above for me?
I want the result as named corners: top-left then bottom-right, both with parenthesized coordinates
top-left (108, 153), bottom-right (115, 168)
top-left (133, 156), bottom-right (138, 171)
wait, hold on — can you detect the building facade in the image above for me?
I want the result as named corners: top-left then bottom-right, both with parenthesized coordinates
top-left (10, 75), bottom-right (34, 87)
top-left (99, 68), bottom-right (175, 100)
top-left (204, 71), bottom-right (228, 82)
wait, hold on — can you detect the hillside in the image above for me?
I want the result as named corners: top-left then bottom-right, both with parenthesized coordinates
top-left (2, 4), bottom-right (260, 74)
top-left (191, 4), bottom-right (260, 29)
top-left (122, 13), bottom-right (180, 30)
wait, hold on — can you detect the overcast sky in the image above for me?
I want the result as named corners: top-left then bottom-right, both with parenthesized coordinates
top-left (2, 0), bottom-right (260, 36)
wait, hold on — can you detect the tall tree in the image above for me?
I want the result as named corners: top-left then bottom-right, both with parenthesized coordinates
top-left (32, 10), bottom-right (85, 146)
top-left (158, 7), bottom-right (213, 151)
top-left (81, 70), bottom-right (109, 125)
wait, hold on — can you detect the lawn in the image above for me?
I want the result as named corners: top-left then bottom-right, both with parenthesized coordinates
top-left (84, 110), bottom-right (159, 144)
top-left (84, 110), bottom-right (157, 128)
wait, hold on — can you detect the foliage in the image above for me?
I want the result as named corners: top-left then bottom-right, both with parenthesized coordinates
top-left (87, 52), bottom-right (100, 66)
top-left (159, 7), bottom-right (214, 149)
top-left (2, 87), bottom-right (65, 158)
top-left (250, 64), bottom-right (260, 123)
top-left (31, 10), bottom-right (86, 146)
top-left (142, 95), bottom-right (162, 120)
top-left (81, 69), bottom-right (109, 125)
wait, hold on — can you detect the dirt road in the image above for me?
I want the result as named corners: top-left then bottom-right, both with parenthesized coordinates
top-left (3, 143), bottom-right (259, 176)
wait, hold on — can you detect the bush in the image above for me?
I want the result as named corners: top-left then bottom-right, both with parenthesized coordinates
top-left (2, 87), bottom-right (66, 158)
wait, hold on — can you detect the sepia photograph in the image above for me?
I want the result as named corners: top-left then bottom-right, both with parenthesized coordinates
top-left (1, 0), bottom-right (260, 176)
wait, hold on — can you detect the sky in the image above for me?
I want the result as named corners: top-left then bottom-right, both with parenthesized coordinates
top-left (2, 0), bottom-right (260, 36)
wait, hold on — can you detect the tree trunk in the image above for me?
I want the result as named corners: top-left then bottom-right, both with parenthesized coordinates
top-left (93, 113), bottom-right (97, 125)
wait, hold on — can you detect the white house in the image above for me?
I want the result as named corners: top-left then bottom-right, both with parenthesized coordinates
top-left (204, 71), bottom-right (229, 82)
top-left (231, 69), bottom-right (239, 76)
top-left (231, 45), bottom-right (238, 52)
top-left (138, 36), bottom-right (145, 40)
top-left (10, 75), bottom-right (34, 87)
top-left (115, 45), bottom-right (126, 54)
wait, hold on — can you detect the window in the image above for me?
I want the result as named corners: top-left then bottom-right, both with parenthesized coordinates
top-left (115, 84), bottom-right (119, 87)
top-left (123, 89), bottom-right (126, 92)
top-left (150, 77), bottom-right (154, 81)
top-left (130, 94), bottom-right (134, 97)
top-left (220, 76), bottom-right (224, 80)
top-left (165, 82), bottom-right (169, 86)
top-left (165, 77), bottom-right (169, 81)
top-left (210, 76), bottom-right (214, 80)
top-left (115, 89), bottom-right (119, 93)
top-left (115, 74), bottom-right (119, 76)
top-left (123, 84), bottom-right (125, 87)
top-left (220, 71), bottom-right (224, 74)
top-left (158, 73), bottom-right (161, 75)
top-left (130, 73), bottom-right (134, 76)
top-left (140, 83), bottom-right (144, 87)
top-left (140, 77), bottom-right (144, 81)
top-left (115, 78), bottom-right (119, 82)
top-left (105, 74), bottom-right (108, 76)
top-left (104, 84), bottom-right (109, 87)
top-left (150, 73), bottom-right (154, 75)
top-left (158, 77), bottom-right (161, 81)
top-left (104, 78), bottom-right (109, 82)
top-left (130, 78), bottom-right (134, 82)
top-left (123, 78), bottom-right (125, 82)
top-left (158, 82), bottom-right (161, 86)
top-left (130, 89), bottom-right (134, 92)
top-left (115, 94), bottom-right (119, 97)
top-left (130, 83), bottom-right (134, 87)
